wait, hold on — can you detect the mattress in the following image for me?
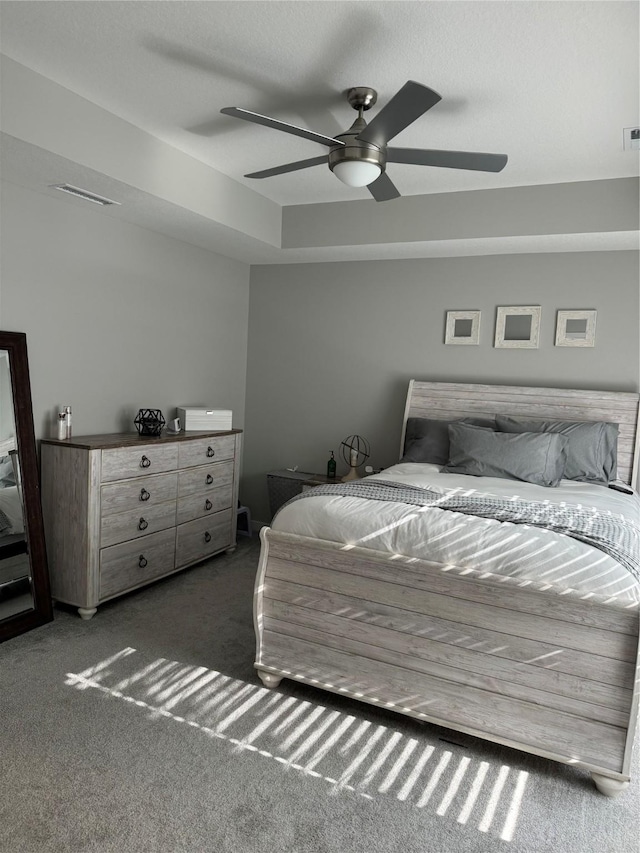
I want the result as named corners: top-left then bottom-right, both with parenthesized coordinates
top-left (272, 463), bottom-right (640, 607)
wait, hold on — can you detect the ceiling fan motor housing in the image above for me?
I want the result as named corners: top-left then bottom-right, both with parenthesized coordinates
top-left (328, 117), bottom-right (386, 177)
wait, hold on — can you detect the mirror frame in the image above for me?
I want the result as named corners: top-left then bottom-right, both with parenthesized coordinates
top-left (494, 305), bottom-right (541, 349)
top-left (444, 310), bottom-right (481, 346)
top-left (555, 309), bottom-right (597, 347)
top-left (0, 331), bottom-right (52, 641)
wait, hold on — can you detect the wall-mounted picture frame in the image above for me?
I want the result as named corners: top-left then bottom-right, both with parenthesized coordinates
top-left (444, 310), bottom-right (481, 345)
top-left (494, 306), bottom-right (541, 349)
top-left (555, 310), bottom-right (597, 347)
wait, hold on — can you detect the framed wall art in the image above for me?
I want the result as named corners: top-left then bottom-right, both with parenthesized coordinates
top-left (555, 310), bottom-right (597, 347)
top-left (444, 310), bottom-right (481, 345)
top-left (494, 306), bottom-right (541, 349)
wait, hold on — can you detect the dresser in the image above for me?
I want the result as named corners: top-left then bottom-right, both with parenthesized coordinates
top-left (41, 429), bottom-right (242, 618)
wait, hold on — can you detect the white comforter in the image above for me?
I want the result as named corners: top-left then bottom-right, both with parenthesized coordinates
top-left (272, 463), bottom-right (640, 607)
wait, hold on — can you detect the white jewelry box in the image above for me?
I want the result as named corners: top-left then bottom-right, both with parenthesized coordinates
top-left (176, 407), bottom-right (233, 431)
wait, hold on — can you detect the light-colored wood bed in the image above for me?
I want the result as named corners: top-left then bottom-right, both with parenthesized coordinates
top-left (253, 381), bottom-right (640, 796)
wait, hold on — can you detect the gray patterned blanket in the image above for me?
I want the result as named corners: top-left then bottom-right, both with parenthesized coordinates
top-left (284, 480), bottom-right (640, 584)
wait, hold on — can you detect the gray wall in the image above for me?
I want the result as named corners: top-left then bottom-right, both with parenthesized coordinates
top-left (0, 181), bottom-right (250, 439)
top-left (283, 178), bottom-right (639, 248)
top-left (244, 251), bottom-right (639, 523)
top-left (2, 179), bottom-right (638, 529)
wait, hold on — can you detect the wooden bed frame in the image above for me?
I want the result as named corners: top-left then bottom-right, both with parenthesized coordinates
top-left (254, 381), bottom-right (640, 796)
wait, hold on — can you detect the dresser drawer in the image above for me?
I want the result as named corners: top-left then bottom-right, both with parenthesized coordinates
top-left (178, 435), bottom-right (235, 469)
top-left (100, 501), bottom-right (177, 548)
top-left (101, 443), bottom-right (179, 482)
top-left (101, 472), bottom-right (178, 517)
top-left (178, 461), bottom-right (234, 498)
top-left (177, 485), bottom-right (233, 525)
top-left (100, 528), bottom-right (176, 599)
top-left (176, 509), bottom-right (232, 567)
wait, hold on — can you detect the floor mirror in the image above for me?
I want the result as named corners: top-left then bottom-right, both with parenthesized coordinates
top-left (0, 331), bottom-right (52, 641)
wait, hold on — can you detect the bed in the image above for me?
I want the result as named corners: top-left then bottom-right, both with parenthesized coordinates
top-left (253, 381), bottom-right (640, 796)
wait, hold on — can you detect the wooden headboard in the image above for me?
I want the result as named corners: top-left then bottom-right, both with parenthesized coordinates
top-left (401, 380), bottom-right (640, 488)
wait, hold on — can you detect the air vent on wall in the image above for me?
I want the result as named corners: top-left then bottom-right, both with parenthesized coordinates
top-left (50, 184), bottom-right (121, 206)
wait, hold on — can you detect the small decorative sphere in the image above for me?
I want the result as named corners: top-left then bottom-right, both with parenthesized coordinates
top-left (340, 434), bottom-right (370, 469)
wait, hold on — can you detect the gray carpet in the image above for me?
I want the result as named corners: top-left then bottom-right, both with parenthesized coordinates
top-left (1, 537), bottom-right (638, 853)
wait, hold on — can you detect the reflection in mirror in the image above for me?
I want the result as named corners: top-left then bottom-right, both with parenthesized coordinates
top-left (0, 350), bottom-right (34, 620)
top-left (503, 314), bottom-right (532, 342)
top-left (0, 331), bottom-right (52, 642)
top-left (454, 318), bottom-right (473, 338)
top-left (565, 319), bottom-right (588, 340)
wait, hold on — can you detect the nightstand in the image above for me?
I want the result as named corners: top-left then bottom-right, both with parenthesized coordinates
top-left (301, 474), bottom-right (339, 489)
top-left (266, 470), bottom-right (339, 517)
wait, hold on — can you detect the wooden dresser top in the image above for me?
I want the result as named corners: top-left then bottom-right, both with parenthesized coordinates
top-left (41, 429), bottom-right (242, 451)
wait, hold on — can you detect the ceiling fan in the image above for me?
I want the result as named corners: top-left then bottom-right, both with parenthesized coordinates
top-left (221, 80), bottom-right (508, 202)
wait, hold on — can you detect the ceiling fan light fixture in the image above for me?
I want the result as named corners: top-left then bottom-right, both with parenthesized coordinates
top-left (331, 160), bottom-right (382, 187)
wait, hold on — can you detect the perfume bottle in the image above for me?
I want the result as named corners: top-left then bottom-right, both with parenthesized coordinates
top-left (327, 451), bottom-right (336, 479)
top-left (57, 411), bottom-right (67, 440)
top-left (64, 405), bottom-right (72, 438)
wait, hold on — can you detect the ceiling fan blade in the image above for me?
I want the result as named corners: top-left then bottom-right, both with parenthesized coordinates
top-left (245, 156), bottom-right (328, 179)
top-left (220, 107), bottom-right (344, 148)
top-left (387, 147), bottom-right (508, 172)
top-left (357, 81), bottom-right (442, 147)
top-left (367, 171), bottom-right (401, 202)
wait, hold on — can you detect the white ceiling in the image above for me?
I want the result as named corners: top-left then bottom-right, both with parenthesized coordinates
top-left (2, 0), bottom-right (639, 203)
top-left (0, 0), bottom-right (638, 261)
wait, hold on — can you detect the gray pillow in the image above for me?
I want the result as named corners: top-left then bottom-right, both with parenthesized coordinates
top-left (495, 415), bottom-right (618, 484)
top-left (402, 416), bottom-right (496, 465)
top-left (442, 422), bottom-right (569, 487)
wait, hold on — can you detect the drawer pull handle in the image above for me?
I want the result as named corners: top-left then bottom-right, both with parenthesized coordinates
top-left (138, 517), bottom-right (149, 531)
top-left (206, 474), bottom-right (214, 485)
top-left (140, 455), bottom-right (151, 468)
top-left (204, 531), bottom-right (212, 543)
top-left (205, 499), bottom-right (213, 511)
top-left (207, 446), bottom-right (215, 457)
top-left (140, 488), bottom-right (151, 502)
top-left (139, 555), bottom-right (148, 568)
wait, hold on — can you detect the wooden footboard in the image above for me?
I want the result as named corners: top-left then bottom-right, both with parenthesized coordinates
top-left (254, 527), bottom-right (640, 794)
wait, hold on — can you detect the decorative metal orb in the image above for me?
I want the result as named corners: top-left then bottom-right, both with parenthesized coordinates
top-left (340, 434), bottom-right (371, 469)
top-left (134, 408), bottom-right (166, 437)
